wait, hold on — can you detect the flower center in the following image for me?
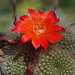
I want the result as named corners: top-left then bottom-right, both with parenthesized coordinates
top-left (32, 22), bottom-right (46, 37)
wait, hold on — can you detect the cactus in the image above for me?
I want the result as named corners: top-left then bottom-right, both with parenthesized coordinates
top-left (1, 47), bottom-right (75, 75)
top-left (0, 10), bottom-right (75, 75)
top-left (1, 55), bottom-right (27, 75)
top-left (37, 47), bottom-right (75, 75)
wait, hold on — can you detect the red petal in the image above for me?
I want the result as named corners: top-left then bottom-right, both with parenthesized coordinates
top-left (46, 10), bottom-right (56, 18)
top-left (50, 18), bottom-right (60, 25)
top-left (44, 32), bottom-right (64, 43)
top-left (32, 37), bottom-right (40, 49)
top-left (15, 21), bottom-right (27, 27)
top-left (20, 15), bottom-right (29, 21)
top-left (43, 16), bottom-right (53, 26)
top-left (45, 25), bottom-right (65, 33)
top-left (37, 11), bottom-right (45, 22)
top-left (50, 32), bottom-right (64, 40)
top-left (13, 21), bottom-right (33, 34)
top-left (20, 15), bottom-right (33, 25)
top-left (22, 34), bottom-right (32, 42)
top-left (43, 11), bottom-right (57, 26)
top-left (15, 21), bottom-right (32, 31)
top-left (28, 9), bottom-right (37, 22)
top-left (45, 35), bottom-right (58, 43)
top-left (40, 38), bottom-right (48, 49)
top-left (12, 27), bottom-right (29, 33)
top-left (50, 25), bottom-right (65, 32)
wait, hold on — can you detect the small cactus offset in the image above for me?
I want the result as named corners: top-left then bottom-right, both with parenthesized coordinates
top-left (0, 9), bottom-right (75, 75)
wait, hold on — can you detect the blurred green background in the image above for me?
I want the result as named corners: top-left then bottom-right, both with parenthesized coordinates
top-left (0, 0), bottom-right (75, 33)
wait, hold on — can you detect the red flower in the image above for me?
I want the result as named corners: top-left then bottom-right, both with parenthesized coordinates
top-left (12, 9), bottom-right (65, 50)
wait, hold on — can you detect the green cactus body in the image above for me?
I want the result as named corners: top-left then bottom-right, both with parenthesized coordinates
top-left (1, 48), bottom-right (75, 75)
top-left (37, 48), bottom-right (75, 75)
top-left (1, 55), bottom-right (27, 75)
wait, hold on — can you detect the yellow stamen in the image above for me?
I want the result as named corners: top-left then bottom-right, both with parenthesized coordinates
top-left (32, 22), bottom-right (46, 37)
